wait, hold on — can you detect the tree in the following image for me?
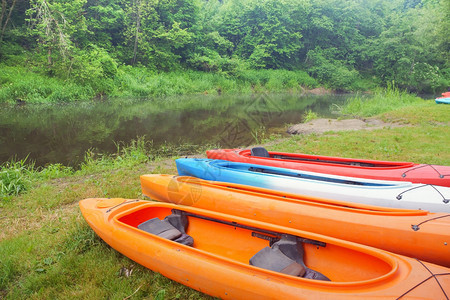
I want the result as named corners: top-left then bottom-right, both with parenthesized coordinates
top-left (120, 0), bottom-right (198, 69)
top-left (26, 0), bottom-right (87, 66)
top-left (84, 0), bottom-right (125, 51)
top-left (217, 0), bottom-right (309, 69)
top-left (0, 0), bottom-right (448, 93)
top-left (367, 0), bottom-right (449, 92)
top-left (0, 0), bottom-right (18, 42)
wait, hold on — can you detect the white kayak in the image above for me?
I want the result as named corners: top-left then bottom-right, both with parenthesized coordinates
top-left (176, 158), bottom-right (450, 213)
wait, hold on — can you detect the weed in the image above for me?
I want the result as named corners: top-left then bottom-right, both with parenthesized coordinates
top-left (251, 125), bottom-right (267, 144)
top-left (302, 110), bottom-right (319, 123)
top-left (37, 164), bottom-right (73, 180)
top-left (0, 158), bottom-right (33, 199)
top-left (64, 221), bottom-right (103, 254)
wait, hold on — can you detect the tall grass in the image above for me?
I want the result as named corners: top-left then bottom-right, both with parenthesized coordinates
top-left (36, 164), bottom-right (73, 180)
top-left (0, 139), bottom-right (148, 200)
top-left (0, 64), bottom-right (320, 103)
top-left (236, 69), bottom-right (318, 91)
top-left (0, 158), bottom-right (32, 200)
top-left (302, 110), bottom-right (319, 123)
top-left (0, 65), bottom-right (95, 103)
top-left (115, 67), bottom-right (316, 97)
top-left (77, 137), bottom-right (151, 174)
top-left (340, 84), bottom-right (423, 117)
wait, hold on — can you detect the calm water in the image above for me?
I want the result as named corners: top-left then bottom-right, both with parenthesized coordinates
top-left (0, 94), bottom-right (351, 167)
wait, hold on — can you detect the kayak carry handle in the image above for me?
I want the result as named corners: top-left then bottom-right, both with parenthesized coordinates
top-left (252, 232), bottom-right (326, 248)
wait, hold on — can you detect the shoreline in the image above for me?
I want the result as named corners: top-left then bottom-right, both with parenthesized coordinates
top-left (287, 117), bottom-right (406, 135)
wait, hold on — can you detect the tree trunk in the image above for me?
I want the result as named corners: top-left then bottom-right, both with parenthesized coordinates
top-left (131, 0), bottom-right (141, 65)
top-left (0, 0), bottom-right (17, 42)
top-left (0, 0), bottom-right (6, 33)
top-left (48, 48), bottom-right (52, 65)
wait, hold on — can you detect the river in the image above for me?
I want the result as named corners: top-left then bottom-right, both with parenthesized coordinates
top-left (0, 93), bottom-right (351, 167)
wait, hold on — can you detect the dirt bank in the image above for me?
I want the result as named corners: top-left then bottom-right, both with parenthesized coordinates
top-left (287, 118), bottom-right (406, 135)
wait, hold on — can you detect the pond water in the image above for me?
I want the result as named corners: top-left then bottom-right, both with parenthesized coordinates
top-left (0, 93), bottom-right (351, 167)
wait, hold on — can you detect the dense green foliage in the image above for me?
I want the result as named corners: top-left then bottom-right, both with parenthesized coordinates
top-left (0, 0), bottom-right (448, 102)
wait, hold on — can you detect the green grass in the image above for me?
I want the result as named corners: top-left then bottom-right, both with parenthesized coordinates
top-left (0, 65), bottom-right (319, 103)
top-left (340, 84), bottom-right (423, 117)
top-left (270, 98), bottom-right (450, 165)
top-left (270, 124), bottom-right (450, 165)
top-left (382, 102), bottom-right (449, 125)
top-left (0, 158), bottom-right (33, 201)
top-left (0, 65), bottom-right (95, 103)
top-left (302, 109), bottom-right (319, 123)
top-left (0, 97), bottom-right (449, 299)
top-left (114, 68), bottom-right (318, 97)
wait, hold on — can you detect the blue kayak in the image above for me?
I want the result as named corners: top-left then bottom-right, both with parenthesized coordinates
top-left (175, 158), bottom-right (450, 212)
top-left (435, 97), bottom-right (450, 104)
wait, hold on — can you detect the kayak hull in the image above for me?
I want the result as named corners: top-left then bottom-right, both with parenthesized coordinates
top-left (80, 197), bottom-right (450, 299)
top-left (436, 97), bottom-right (450, 104)
top-left (176, 158), bottom-right (450, 213)
top-left (141, 174), bottom-right (450, 267)
top-left (206, 148), bottom-right (450, 187)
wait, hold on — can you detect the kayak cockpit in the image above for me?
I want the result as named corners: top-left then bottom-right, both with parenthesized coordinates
top-left (116, 204), bottom-right (396, 284)
top-left (242, 147), bottom-right (414, 169)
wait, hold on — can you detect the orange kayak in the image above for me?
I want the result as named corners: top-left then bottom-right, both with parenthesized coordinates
top-left (141, 174), bottom-right (450, 267)
top-left (80, 197), bottom-right (450, 299)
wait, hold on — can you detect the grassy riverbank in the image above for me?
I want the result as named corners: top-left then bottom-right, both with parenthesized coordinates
top-left (0, 65), bottom-right (322, 103)
top-left (1, 94), bottom-right (449, 299)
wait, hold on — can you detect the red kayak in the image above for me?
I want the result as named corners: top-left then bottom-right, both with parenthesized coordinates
top-left (206, 147), bottom-right (450, 187)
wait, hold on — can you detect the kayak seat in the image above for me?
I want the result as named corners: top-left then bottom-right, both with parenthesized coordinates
top-left (165, 209), bottom-right (189, 233)
top-left (251, 147), bottom-right (270, 158)
top-left (250, 234), bottom-right (330, 281)
top-left (138, 218), bottom-right (182, 240)
top-left (250, 246), bottom-right (306, 276)
top-left (138, 209), bottom-right (194, 246)
top-left (165, 209), bottom-right (194, 246)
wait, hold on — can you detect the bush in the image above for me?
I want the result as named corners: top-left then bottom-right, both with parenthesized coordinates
top-left (237, 69), bottom-right (317, 91)
top-left (61, 46), bottom-right (118, 95)
top-left (306, 48), bottom-right (360, 91)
